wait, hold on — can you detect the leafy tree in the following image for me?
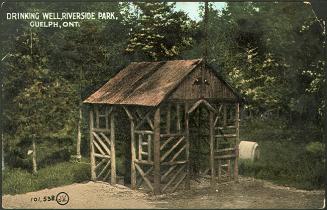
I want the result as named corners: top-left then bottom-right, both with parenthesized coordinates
top-left (126, 2), bottom-right (197, 61)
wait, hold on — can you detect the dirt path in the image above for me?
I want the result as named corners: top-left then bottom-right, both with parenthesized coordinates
top-left (2, 177), bottom-right (325, 209)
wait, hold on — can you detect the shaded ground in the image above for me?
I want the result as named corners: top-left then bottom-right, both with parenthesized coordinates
top-left (2, 177), bottom-right (325, 209)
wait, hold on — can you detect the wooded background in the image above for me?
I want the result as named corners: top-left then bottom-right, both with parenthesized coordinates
top-left (1, 2), bottom-right (325, 193)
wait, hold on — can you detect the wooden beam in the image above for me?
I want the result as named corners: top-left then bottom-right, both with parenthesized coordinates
top-left (90, 109), bottom-right (96, 181)
top-left (130, 119), bottom-right (136, 189)
top-left (93, 132), bottom-right (110, 155)
top-left (188, 99), bottom-right (217, 114)
top-left (223, 104), bottom-right (227, 126)
top-left (162, 165), bottom-right (185, 193)
top-left (209, 111), bottom-right (216, 187)
top-left (153, 107), bottom-right (161, 195)
top-left (110, 112), bottom-right (116, 185)
top-left (166, 103), bottom-right (171, 134)
top-left (147, 134), bottom-right (152, 161)
top-left (123, 106), bottom-right (134, 120)
top-left (135, 163), bottom-right (154, 191)
top-left (95, 107), bottom-right (100, 128)
top-left (234, 103), bottom-right (240, 182)
top-left (138, 134), bottom-right (143, 160)
top-left (160, 136), bottom-right (185, 162)
top-left (176, 103), bottom-right (181, 132)
top-left (184, 102), bottom-right (190, 190)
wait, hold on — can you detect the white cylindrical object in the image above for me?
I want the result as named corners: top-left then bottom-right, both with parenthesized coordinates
top-left (239, 141), bottom-right (259, 161)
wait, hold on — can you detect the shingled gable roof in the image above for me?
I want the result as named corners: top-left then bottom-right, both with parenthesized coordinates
top-left (84, 59), bottom-right (242, 106)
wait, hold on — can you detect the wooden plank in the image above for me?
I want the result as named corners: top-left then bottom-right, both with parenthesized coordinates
top-left (90, 110), bottom-right (96, 181)
top-left (97, 160), bottom-right (111, 179)
top-left (93, 132), bottom-right (111, 155)
top-left (138, 134), bottom-right (143, 160)
top-left (147, 134), bottom-right (152, 161)
top-left (99, 132), bottom-right (111, 147)
top-left (94, 153), bottom-right (110, 159)
top-left (171, 173), bottom-right (187, 192)
top-left (216, 148), bottom-right (236, 153)
top-left (135, 130), bottom-right (154, 134)
top-left (123, 106), bottom-right (134, 120)
top-left (223, 104), bottom-right (227, 126)
top-left (136, 108), bottom-right (154, 130)
top-left (209, 111), bottom-right (216, 187)
top-left (130, 119), bottom-right (136, 189)
top-left (135, 163), bottom-right (154, 191)
top-left (176, 103), bottom-right (181, 132)
top-left (234, 103), bottom-right (240, 182)
top-left (95, 107), bottom-right (100, 128)
top-left (161, 160), bottom-right (188, 166)
top-left (160, 136), bottom-right (175, 151)
top-left (95, 159), bottom-right (107, 170)
top-left (93, 128), bottom-right (110, 133)
top-left (162, 165), bottom-right (185, 193)
top-left (160, 136), bottom-right (185, 162)
top-left (135, 108), bottom-right (156, 130)
top-left (161, 165), bottom-right (177, 182)
top-left (215, 134), bottom-right (237, 138)
top-left (153, 108), bottom-right (161, 194)
top-left (184, 102), bottom-right (190, 190)
top-left (93, 135), bottom-right (106, 155)
top-left (160, 133), bottom-right (185, 138)
top-left (110, 112), bottom-right (116, 185)
top-left (166, 103), bottom-right (171, 134)
top-left (188, 99), bottom-right (217, 114)
top-left (170, 144), bottom-right (186, 162)
top-left (215, 154), bottom-right (236, 159)
top-left (134, 160), bottom-right (154, 165)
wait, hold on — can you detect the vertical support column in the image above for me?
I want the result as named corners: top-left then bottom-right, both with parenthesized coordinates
top-left (110, 111), bottom-right (116, 185)
top-left (176, 103), bottom-right (181, 133)
top-left (95, 107), bottom-right (100, 128)
top-left (166, 103), bottom-right (171, 134)
top-left (184, 102), bottom-right (190, 190)
top-left (153, 107), bottom-right (161, 194)
top-left (234, 103), bottom-right (240, 182)
top-left (130, 118), bottom-right (137, 189)
top-left (89, 108), bottom-right (96, 181)
top-left (209, 111), bottom-right (216, 187)
top-left (223, 104), bottom-right (227, 126)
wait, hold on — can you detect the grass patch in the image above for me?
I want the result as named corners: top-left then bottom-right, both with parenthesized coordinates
top-left (2, 159), bottom-right (90, 195)
top-left (239, 118), bottom-right (325, 190)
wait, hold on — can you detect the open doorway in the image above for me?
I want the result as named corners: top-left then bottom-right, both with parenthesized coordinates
top-left (114, 107), bottom-right (132, 186)
top-left (188, 104), bottom-right (211, 183)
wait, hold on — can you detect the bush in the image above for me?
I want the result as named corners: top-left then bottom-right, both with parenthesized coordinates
top-left (2, 160), bottom-right (90, 195)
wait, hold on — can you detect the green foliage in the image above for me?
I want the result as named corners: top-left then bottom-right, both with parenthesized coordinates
top-left (239, 118), bottom-right (325, 190)
top-left (126, 2), bottom-right (197, 60)
top-left (2, 160), bottom-right (90, 195)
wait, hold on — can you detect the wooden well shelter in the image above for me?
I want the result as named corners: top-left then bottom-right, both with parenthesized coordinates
top-left (83, 59), bottom-right (243, 194)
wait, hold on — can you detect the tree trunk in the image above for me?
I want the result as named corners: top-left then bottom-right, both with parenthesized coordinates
top-left (32, 138), bottom-right (37, 174)
top-left (76, 106), bottom-right (82, 160)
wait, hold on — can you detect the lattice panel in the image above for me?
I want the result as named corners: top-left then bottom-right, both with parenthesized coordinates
top-left (160, 134), bottom-right (188, 193)
top-left (92, 131), bottom-right (112, 181)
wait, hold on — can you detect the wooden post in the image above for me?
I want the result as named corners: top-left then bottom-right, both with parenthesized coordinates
top-left (89, 109), bottom-right (96, 180)
top-left (223, 104), bottom-right (227, 126)
top-left (153, 107), bottom-right (161, 194)
top-left (95, 107), bottom-right (100, 128)
top-left (110, 111), bottom-right (116, 185)
top-left (184, 102), bottom-right (190, 190)
top-left (234, 103), bottom-right (240, 182)
top-left (166, 103), bottom-right (171, 134)
top-left (32, 137), bottom-right (37, 174)
top-left (130, 118), bottom-right (137, 189)
top-left (176, 103), bottom-right (181, 133)
top-left (209, 111), bottom-right (215, 187)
